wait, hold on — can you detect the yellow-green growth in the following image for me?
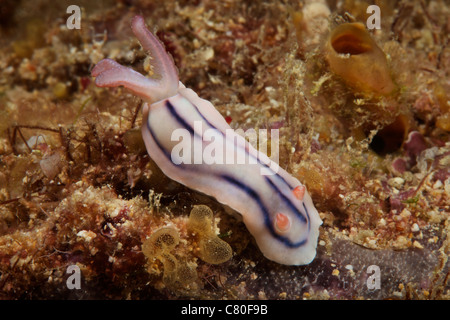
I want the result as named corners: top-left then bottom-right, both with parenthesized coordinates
top-left (142, 226), bottom-right (179, 258)
top-left (142, 226), bottom-right (197, 287)
top-left (188, 205), bottom-right (232, 264)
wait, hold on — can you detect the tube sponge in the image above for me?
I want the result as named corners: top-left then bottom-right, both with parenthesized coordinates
top-left (188, 205), bottom-right (233, 264)
top-left (325, 22), bottom-right (395, 95)
top-left (369, 114), bottom-right (411, 155)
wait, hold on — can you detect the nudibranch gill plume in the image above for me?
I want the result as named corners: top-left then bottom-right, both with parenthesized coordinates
top-left (91, 15), bottom-right (322, 265)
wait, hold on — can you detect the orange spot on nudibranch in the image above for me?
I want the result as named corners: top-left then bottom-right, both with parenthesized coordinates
top-left (275, 213), bottom-right (291, 233)
top-left (293, 185), bottom-right (305, 201)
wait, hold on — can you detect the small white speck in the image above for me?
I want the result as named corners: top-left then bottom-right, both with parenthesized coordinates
top-left (400, 209), bottom-right (411, 218)
top-left (77, 230), bottom-right (97, 242)
top-left (433, 180), bottom-right (443, 189)
top-left (388, 177), bottom-right (405, 188)
top-left (413, 241), bottom-right (424, 249)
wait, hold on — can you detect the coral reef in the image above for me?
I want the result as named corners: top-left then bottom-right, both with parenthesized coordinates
top-left (0, 0), bottom-right (448, 299)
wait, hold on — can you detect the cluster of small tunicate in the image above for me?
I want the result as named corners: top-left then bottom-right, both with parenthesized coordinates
top-left (188, 205), bottom-right (233, 264)
top-left (142, 226), bottom-right (197, 288)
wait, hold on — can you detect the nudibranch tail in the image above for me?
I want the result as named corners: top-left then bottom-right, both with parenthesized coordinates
top-left (91, 16), bottom-right (178, 103)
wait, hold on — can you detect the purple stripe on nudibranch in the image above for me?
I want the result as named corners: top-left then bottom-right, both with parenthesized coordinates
top-left (169, 96), bottom-right (299, 192)
top-left (264, 177), bottom-right (309, 224)
top-left (221, 175), bottom-right (309, 248)
top-left (166, 100), bottom-right (195, 136)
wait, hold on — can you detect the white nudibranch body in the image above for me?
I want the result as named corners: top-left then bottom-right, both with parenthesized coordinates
top-left (91, 15), bottom-right (322, 265)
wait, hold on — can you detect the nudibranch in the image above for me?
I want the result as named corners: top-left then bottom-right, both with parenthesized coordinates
top-left (91, 15), bottom-right (322, 265)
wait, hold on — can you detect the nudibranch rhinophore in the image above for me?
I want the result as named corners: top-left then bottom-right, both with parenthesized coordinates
top-left (91, 15), bottom-right (322, 265)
